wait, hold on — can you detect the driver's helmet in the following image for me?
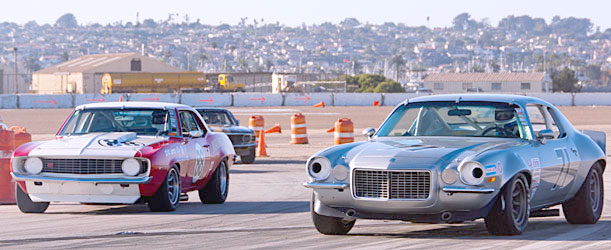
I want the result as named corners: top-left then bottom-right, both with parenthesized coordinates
top-left (494, 108), bottom-right (515, 123)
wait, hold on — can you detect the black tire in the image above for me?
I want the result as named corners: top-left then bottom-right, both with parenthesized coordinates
top-left (240, 147), bottom-right (256, 164)
top-left (147, 167), bottom-right (181, 212)
top-left (199, 160), bottom-right (229, 204)
top-left (485, 173), bottom-right (530, 235)
top-left (15, 184), bottom-right (49, 213)
top-left (562, 162), bottom-right (604, 224)
top-left (311, 194), bottom-right (355, 235)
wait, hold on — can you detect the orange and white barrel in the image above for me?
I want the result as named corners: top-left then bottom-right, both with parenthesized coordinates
top-left (290, 113), bottom-right (308, 144)
top-left (333, 118), bottom-right (354, 145)
top-left (249, 115), bottom-right (264, 143)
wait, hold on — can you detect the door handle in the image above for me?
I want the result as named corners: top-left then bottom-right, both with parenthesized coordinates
top-left (203, 144), bottom-right (210, 148)
top-left (571, 148), bottom-right (577, 153)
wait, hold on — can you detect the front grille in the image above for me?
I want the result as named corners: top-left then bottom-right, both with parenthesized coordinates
top-left (228, 134), bottom-right (252, 145)
top-left (41, 158), bottom-right (147, 175)
top-left (354, 169), bottom-right (431, 200)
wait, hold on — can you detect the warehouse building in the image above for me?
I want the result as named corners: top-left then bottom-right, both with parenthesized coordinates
top-left (423, 72), bottom-right (551, 93)
top-left (32, 53), bottom-right (184, 94)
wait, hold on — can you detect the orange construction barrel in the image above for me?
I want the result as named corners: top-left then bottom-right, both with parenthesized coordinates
top-left (0, 129), bottom-right (15, 204)
top-left (249, 115), bottom-right (264, 143)
top-left (290, 113), bottom-right (308, 144)
top-left (327, 118), bottom-right (354, 145)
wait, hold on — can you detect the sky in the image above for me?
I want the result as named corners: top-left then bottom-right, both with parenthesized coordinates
top-left (2, 0), bottom-right (610, 29)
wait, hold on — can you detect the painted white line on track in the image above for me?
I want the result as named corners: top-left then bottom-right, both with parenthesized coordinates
top-left (514, 225), bottom-right (605, 250)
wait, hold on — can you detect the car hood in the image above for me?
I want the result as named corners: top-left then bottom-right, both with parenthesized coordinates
top-left (210, 125), bottom-right (254, 134)
top-left (346, 137), bottom-right (522, 170)
top-left (28, 132), bottom-right (167, 158)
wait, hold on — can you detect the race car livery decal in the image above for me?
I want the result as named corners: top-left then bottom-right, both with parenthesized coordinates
top-left (98, 139), bottom-right (145, 147)
top-left (192, 142), bottom-right (206, 183)
top-left (484, 164), bottom-right (497, 176)
top-left (528, 157), bottom-right (541, 200)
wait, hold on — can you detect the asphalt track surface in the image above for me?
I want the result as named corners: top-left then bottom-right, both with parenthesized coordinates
top-left (1, 106), bottom-right (611, 249)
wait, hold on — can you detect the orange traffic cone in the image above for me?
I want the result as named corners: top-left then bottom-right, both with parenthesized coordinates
top-left (119, 96), bottom-right (124, 102)
top-left (373, 100), bottom-right (380, 106)
top-left (313, 101), bottom-right (325, 108)
top-left (256, 129), bottom-right (269, 157)
top-left (265, 124), bottom-right (282, 134)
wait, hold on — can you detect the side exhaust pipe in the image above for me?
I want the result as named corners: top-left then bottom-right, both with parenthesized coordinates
top-left (345, 209), bottom-right (357, 218)
top-left (441, 211), bottom-right (452, 221)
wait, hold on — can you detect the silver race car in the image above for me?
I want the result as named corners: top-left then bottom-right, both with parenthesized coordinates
top-left (305, 94), bottom-right (606, 235)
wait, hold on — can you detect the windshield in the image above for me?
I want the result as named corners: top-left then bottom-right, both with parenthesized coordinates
top-left (377, 101), bottom-right (525, 139)
top-left (59, 108), bottom-right (178, 136)
top-left (198, 110), bottom-right (236, 126)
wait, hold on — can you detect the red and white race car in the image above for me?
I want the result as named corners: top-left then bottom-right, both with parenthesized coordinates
top-left (10, 102), bottom-right (235, 213)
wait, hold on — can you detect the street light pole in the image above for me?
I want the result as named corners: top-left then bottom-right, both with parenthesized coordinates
top-left (12, 47), bottom-right (18, 94)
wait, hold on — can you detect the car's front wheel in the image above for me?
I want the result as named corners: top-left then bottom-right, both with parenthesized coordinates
top-left (147, 167), bottom-right (181, 212)
top-left (485, 173), bottom-right (530, 235)
top-left (15, 184), bottom-right (49, 213)
top-left (562, 162), bottom-right (604, 224)
top-left (311, 195), bottom-right (355, 235)
top-left (199, 160), bottom-right (229, 204)
top-left (240, 147), bottom-right (256, 164)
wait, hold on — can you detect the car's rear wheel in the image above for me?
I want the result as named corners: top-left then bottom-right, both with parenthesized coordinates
top-left (562, 162), bottom-right (604, 224)
top-left (311, 195), bottom-right (355, 235)
top-left (485, 173), bottom-right (530, 235)
top-left (241, 147), bottom-right (256, 164)
top-left (199, 160), bottom-right (229, 204)
top-left (15, 183), bottom-right (49, 213)
top-left (148, 167), bottom-right (181, 212)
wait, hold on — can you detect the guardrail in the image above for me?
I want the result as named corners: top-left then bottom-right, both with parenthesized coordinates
top-left (0, 92), bottom-right (608, 108)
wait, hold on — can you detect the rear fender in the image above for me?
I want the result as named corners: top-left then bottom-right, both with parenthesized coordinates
top-left (581, 130), bottom-right (606, 154)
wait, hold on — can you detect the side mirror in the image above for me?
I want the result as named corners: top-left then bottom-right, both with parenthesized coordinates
top-left (362, 128), bottom-right (376, 138)
top-left (536, 129), bottom-right (554, 144)
top-left (236, 119), bottom-right (240, 125)
top-left (189, 130), bottom-right (202, 138)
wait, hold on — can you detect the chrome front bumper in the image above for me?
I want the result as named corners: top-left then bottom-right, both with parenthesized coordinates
top-left (12, 173), bottom-right (152, 184)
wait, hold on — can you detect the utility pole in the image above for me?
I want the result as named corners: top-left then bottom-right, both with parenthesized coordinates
top-left (11, 47), bottom-right (18, 94)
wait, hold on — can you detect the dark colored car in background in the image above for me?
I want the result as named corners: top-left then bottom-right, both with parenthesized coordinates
top-left (196, 107), bottom-right (257, 164)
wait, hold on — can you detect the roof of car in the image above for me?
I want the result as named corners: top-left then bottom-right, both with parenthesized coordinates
top-left (407, 94), bottom-right (552, 106)
top-left (194, 107), bottom-right (229, 111)
top-left (76, 102), bottom-right (191, 110)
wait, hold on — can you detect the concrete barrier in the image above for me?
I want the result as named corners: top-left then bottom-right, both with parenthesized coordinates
top-left (382, 93), bottom-right (428, 106)
top-left (283, 93), bottom-right (333, 106)
top-left (127, 93), bottom-right (179, 103)
top-left (526, 93), bottom-right (573, 106)
top-left (333, 93), bottom-right (382, 106)
top-left (18, 94), bottom-right (73, 109)
top-left (180, 93), bottom-right (233, 107)
top-left (74, 94), bottom-right (126, 106)
top-left (573, 93), bottom-right (611, 106)
top-left (0, 95), bottom-right (17, 109)
top-left (233, 93), bottom-right (283, 107)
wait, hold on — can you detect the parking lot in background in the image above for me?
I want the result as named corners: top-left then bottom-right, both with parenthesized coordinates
top-left (1, 105), bottom-right (611, 248)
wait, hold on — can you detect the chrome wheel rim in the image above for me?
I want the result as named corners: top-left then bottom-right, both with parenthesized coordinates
top-left (589, 169), bottom-right (601, 212)
top-left (511, 179), bottom-right (528, 226)
top-left (167, 168), bottom-right (180, 205)
top-left (219, 163), bottom-right (228, 197)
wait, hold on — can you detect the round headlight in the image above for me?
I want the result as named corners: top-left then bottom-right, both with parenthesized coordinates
top-left (441, 167), bottom-right (458, 184)
top-left (242, 134), bottom-right (251, 143)
top-left (121, 159), bottom-right (141, 176)
top-left (458, 161), bottom-right (485, 185)
top-left (307, 157), bottom-right (331, 180)
top-left (332, 165), bottom-right (349, 181)
top-left (24, 157), bottom-right (43, 175)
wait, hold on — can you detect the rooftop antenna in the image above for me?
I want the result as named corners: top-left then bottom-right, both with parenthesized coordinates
top-left (136, 12), bottom-right (139, 25)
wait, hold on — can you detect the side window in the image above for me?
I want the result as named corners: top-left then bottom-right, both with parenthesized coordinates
top-left (179, 111), bottom-right (206, 137)
top-left (526, 104), bottom-right (562, 139)
top-left (545, 107), bottom-right (564, 138)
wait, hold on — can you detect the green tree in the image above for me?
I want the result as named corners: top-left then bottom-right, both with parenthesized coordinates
top-left (55, 13), bottom-right (78, 28)
top-left (374, 81), bottom-right (405, 93)
top-left (390, 55), bottom-right (406, 81)
top-left (552, 67), bottom-right (579, 92)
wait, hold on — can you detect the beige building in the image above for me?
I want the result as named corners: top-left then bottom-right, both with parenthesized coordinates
top-left (423, 72), bottom-right (551, 93)
top-left (32, 53), bottom-right (184, 94)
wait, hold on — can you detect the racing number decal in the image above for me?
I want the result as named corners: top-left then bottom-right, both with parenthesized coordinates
top-left (552, 148), bottom-right (570, 190)
top-left (193, 143), bottom-right (206, 183)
